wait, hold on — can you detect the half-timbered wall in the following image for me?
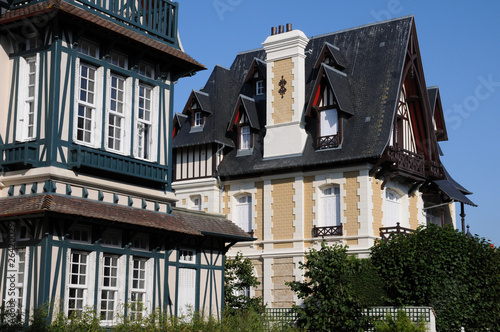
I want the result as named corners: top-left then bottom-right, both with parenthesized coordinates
top-left (174, 143), bottom-right (218, 181)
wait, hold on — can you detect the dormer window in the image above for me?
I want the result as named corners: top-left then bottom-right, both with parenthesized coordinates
top-left (256, 80), bottom-right (264, 95)
top-left (240, 126), bottom-right (251, 149)
top-left (317, 86), bottom-right (341, 149)
top-left (194, 111), bottom-right (202, 127)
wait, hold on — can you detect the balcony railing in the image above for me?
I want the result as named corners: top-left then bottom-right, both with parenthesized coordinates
top-left (379, 222), bottom-right (414, 241)
top-left (317, 134), bottom-right (339, 149)
top-left (69, 145), bottom-right (168, 183)
top-left (385, 146), bottom-right (425, 177)
top-left (313, 225), bottom-right (343, 237)
top-left (10, 0), bottom-right (178, 44)
top-left (0, 142), bottom-right (39, 169)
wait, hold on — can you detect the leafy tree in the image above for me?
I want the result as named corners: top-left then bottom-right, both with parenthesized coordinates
top-left (287, 242), bottom-right (371, 332)
top-left (224, 252), bottom-right (264, 315)
top-left (370, 223), bottom-right (500, 331)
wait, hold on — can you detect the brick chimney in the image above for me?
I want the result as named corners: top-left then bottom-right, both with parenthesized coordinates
top-left (262, 24), bottom-right (309, 159)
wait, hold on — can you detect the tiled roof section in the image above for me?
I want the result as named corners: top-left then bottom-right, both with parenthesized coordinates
top-left (0, 0), bottom-right (205, 75)
top-left (193, 90), bottom-right (212, 114)
top-left (323, 64), bottom-right (354, 115)
top-left (434, 179), bottom-right (476, 207)
top-left (0, 194), bottom-right (253, 239)
top-left (215, 17), bottom-right (414, 176)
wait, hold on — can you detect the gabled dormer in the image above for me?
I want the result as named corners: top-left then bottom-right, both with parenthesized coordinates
top-left (428, 86), bottom-right (448, 142)
top-left (244, 58), bottom-right (267, 98)
top-left (314, 42), bottom-right (346, 71)
top-left (305, 63), bottom-right (353, 149)
top-left (228, 95), bottom-right (260, 155)
top-left (182, 90), bottom-right (212, 133)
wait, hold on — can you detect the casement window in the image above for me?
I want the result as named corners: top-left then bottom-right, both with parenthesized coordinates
top-left (105, 73), bottom-right (132, 154)
top-left (385, 189), bottom-right (401, 227)
top-left (130, 257), bottom-right (148, 319)
top-left (15, 249), bottom-right (27, 312)
top-left (135, 83), bottom-right (158, 161)
top-left (102, 230), bottom-right (121, 247)
top-left (236, 195), bottom-right (252, 233)
top-left (256, 80), bottom-right (264, 95)
top-left (315, 84), bottom-right (342, 150)
top-left (77, 39), bottom-right (99, 58)
top-left (100, 255), bottom-right (119, 322)
top-left (69, 226), bottom-right (91, 243)
top-left (190, 195), bottom-right (202, 211)
top-left (3, 248), bottom-right (28, 318)
top-left (240, 126), bottom-right (251, 150)
top-left (67, 251), bottom-right (88, 317)
top-left (131, 234), bottom-right (148, 250)
top-left (108, 51), bottom-right (127, 69)
top-left (194, 112), bottom-right (202, 127)
top-left (179, 249), bottom-right (195, 264)
top-left (138, 62), bottom-right (155, 79)
top-left (75, 60), bottom-right (103, 147)
top-left (16, 55), bottom-right (39, 141)
top-left (319, 186), bottom-right (341, 227)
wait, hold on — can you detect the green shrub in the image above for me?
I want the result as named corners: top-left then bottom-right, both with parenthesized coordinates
top-left (374, 310), bottom-right (426, 332)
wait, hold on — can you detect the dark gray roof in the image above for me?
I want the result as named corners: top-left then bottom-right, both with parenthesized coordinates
top-left (433, 180), bottom-right (476, 207)
top-left (240, 95), bottom-right (260, 130)
top-left (323, 64), bottom-right (354, 115)
top-left (193, 90), bottom-right (212, 114)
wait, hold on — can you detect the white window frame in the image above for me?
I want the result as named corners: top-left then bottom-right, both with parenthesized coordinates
top-left (190, 195), bottom-right (202, 211)
top-left (384, 189), bottom-right (402, 228)
top-left (108, 50), bottom-right (128, 69)
top-left (177, 267), bottom-right (196, 317)
top-left (194, 111), bottom-right (202, 127)
top-left (67, 251), bottom-right (89, 318)
top-left (16, 55), bottom-right (39, 142)
top-left (77, 39), bottom-right (99, 58)
top-left (138, 62), bottom-right (155, 79)
top-left (318, 185), bottom-right (341, 227)
top-left (240, 126), bottom-right (251, 150)
top-left (179, 249), bottom-right (196, 264)
top-left (74, 58), bottom-right (103, 148)
top-left (105, 72), bottom-right (132, 154)
top-left (99, 254), bottom-right (119, 323)
top-left (129, 257), bottom-right (149, 319)
top-left (134, 81), bottom-right (158, 162)
top-left (69, 225), bottom-right (91, 244)
top-left (235, 194), bottom-right (252, 233)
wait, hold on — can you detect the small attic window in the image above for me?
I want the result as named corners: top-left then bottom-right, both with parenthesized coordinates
top-left (256, 80), bottom-right (264, 95)
top-left (194, 112), bottom-right (202, 127)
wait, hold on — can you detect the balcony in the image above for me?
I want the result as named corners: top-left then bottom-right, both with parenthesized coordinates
top-left (10, 0), bottom-right (178, 45)
top-left (313, 225), bottom-right (343, 237)
top-left (379, 222), bottom-right (414, 241)
top-left (0, 142), bottom-right (39, 169)
top-left (385, 146), bottom-right (425, 177)
top-left (69, 145), bottom-right (168, 184)
top-left (317, 134), bottom-right (339, 150)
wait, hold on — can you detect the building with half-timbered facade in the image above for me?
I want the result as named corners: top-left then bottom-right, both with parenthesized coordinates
top-left (0, 0), bottom-right (251, 326)
top-left (172, 17), bottom-right (476, 308)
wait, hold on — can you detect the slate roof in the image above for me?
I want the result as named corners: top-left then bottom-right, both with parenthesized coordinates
top-left (206, 16), bottom-right (414, 177)
top-left (0, 194), bottom-right (252, 240)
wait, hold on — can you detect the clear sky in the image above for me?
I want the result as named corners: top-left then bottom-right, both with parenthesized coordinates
top-left (173, 1), bottom-right (500, 246)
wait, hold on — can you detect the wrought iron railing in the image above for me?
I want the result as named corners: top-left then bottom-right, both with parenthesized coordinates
top-left (69, 144), bottom-right (168, 183)
top-left (317, 134), bottom-right (339, 149)
top-left (313, 225), bottom-right (342, 237)
top-left (10, 0), bottom-right (178, 44)
top-left (379, 222), bottom-right (414, 241)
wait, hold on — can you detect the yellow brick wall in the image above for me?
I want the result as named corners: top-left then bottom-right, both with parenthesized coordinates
top-left (304, 176), bottom-right (315, 243)
top-left (271, 58), bottom-right (294, 124)
top-left (255, 181), bottom-right (264, 242)
top-left (344, 171), bottom-right (360, 238)
top-left (271, 178), bottom-right (295, 248)
top-left (222, 185), bottom-right (231, 216)
top-left (372, 178), bottom-right (383, 236)
top-left (271, 257), bottom-right (294, 308)
top-left (409, 194), bottom-right (419, 230)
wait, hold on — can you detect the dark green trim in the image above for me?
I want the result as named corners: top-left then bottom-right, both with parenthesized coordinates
top-left (39, 233), bottom-right (52, 307)
top-left (49, 243), bottom-right (64, 321)
top-left (59, 238), bottom-right (69, 315)
top-left (123, 246), bottom-right (131, 318)
top-left (166, 82), bottom-right (174, 191)
top-left (93, 244), bottom-right (102, 314)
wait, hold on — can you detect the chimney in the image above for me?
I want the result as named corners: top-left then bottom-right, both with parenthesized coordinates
top-left (262, 24), bottom-right (309, 159)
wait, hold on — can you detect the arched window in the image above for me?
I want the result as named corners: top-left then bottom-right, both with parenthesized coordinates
top-left (235, 194), bottom-right (252, 233)
top-left (319, 185), bottom-right (340, 227)
top-left (384, 189), bottom-right (401, 227)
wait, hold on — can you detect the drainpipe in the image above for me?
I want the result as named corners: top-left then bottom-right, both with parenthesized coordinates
top-left (215, 144), bottom-right (226, 214)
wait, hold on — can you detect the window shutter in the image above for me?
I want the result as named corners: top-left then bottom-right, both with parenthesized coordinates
top-left (15, 57), bottom-right (27, 142)
top-left (320, 108), bottom-right (338, 136)
top-left (73, 58), bottom-right (81, 142)
top-left (150, 86), bottom-right (160, 162)
top-left (133, 79), bottom-right (139, 157)
top-left (94, 66), bottom-right (104, 148)
top-left (104, 69), bottom-right (111, 150)
top-left (177, 268), bottom-right (196, 316)
top-left (123, 77), bottom-right (133, 156)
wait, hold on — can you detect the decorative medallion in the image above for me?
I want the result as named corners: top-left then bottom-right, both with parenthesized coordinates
top-left (278, 75), bottom-right (287, 98)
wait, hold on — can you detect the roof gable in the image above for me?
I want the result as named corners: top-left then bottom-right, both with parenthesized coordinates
top-left (228, 95), bottom-right (260, 131)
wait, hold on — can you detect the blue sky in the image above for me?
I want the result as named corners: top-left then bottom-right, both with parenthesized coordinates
top-left (173, 1), bottom-right (500, 246)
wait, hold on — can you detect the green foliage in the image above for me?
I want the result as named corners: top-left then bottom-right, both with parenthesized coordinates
top-left (374, 310), bottom-right (426, 332)
top-left (350, 259), bottom-right (388, 307)
top-left (287, 242), bottom-right (371, 332)
top-left (370, 224), bottom-right (500, 331)
top-left (224, 252), bottom-right (265, 315)
top-left (48, 308), bottom-right (104, 332)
